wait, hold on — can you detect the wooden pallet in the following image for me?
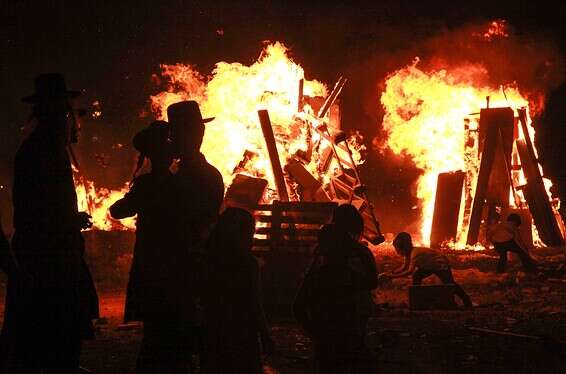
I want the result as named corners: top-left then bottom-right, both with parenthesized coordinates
top-left (252, 201), bottom-right (337, 252)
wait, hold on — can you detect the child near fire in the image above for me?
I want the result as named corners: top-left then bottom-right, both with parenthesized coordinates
top-left (487, 213), bottom-right (538, 273)
top-left (381, 232), bottom-right (472, 308)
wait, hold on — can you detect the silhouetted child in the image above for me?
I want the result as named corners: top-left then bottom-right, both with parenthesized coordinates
top-left (295, 224), bottom-right (376, 373)
top-left (201, 208), bottom-right (273, 374)
top-left (382, 232), bottom-right (472, 308)
top-left (332, 204), bottom-right (378, 337)
top-left (487, 213), bottom-right (537, 273)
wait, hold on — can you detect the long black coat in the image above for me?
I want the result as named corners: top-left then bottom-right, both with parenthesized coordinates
top-left (110, 171), bottom-right (175, 322)
top-left (111, 153), bottom-right (223, 323)
top-left (2, 129), bottom-right (99, 342)
top-left (168, 153), bottom-right (224, 322)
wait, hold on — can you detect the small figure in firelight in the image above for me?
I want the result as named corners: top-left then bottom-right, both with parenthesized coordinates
top-left (487, 213), bottom-right (538, 273)
top-left (3, 74), bottom-right (99, 373)
top-left (381, 232), bottom-right (472, 307)
top-left (109, 120), bottom-right (180, 371)
top-left (294, 224), bottom-right (376, 373)
top-left (200, 208), bottom-right (274, 374)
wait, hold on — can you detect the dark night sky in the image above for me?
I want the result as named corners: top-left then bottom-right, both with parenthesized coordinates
top-left (1, 0), bottom-right (564, 232)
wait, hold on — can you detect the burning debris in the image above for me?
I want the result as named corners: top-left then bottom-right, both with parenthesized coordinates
top-left (380, 60), bottom-right (564, 248)
top-left (79, 42), bottom-right (374, 237)
top-left (74, 33), bottom-right (563, 250)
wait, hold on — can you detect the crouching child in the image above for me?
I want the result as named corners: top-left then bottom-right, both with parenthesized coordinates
top-left (380, 232), bottom-right (472, 308)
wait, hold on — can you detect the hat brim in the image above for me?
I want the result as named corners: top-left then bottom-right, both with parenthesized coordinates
top-left (21, 90), bottom-right (82, 104)
top-left (203, 117), bottom-right (215, 123)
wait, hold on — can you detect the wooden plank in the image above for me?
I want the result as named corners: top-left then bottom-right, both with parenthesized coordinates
top-left (467, 109), bottom-right (511, 245)
top-left (255, 227), bottom-right (319, 236)
top-left (430, 171), bottom-right (465, 247)
top-left (516, 139), bottom-right (564, 246)
top-left (224, 174), bottom-right (268, 210)
top-left (253, 238), bottom-right (317, 247)
top-left (478, 108), bottom-right (514, 206)
top-left (272, 201), bottom-right (337, 212)
top-left (256, 215), bottom-right (330, 224)
top-left (258, 110), bottom-right (289, 201)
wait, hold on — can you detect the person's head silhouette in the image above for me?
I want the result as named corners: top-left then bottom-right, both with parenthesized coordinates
top-left (332, 204), bottom-right (364, 240)
top-left (317, 223), bottom-right (350, 265)
top-left (210, 208), bottom-right (255, 256)
top-left (22, 73), bottom-right (82, 145)
top-left (132, 120), bottom-right (173, 176)
top-left (166, 100), bottom-right (214, 162)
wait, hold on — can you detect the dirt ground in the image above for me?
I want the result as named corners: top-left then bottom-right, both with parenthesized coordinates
top-left (3, 244), bottom-right (566, 373)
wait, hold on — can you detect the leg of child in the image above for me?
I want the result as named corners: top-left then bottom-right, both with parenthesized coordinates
top-left (412, 269), bottom-right (434, 285)
top-left (494, 244), bottom-right (508, 273)
top-left (435, 269), bottom-right (472, 307)
top-left (507, 241), bottom-right (537, 273)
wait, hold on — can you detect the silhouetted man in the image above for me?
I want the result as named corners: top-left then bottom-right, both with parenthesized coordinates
top-left (134, 101), bottom-right (223, 373)
top-left (109, 121), bottom-right (180, 372)
top-left (2, 74), bottom-right (99, 373)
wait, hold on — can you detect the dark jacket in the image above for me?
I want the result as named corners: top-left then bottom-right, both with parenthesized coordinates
top-left (167, 153), bottom-right (224, 322)
top-left (201, 254), bottom-right (264, 374)
top-left (3, 129), bottom-right (99, 341)
top-left (110, 171), bottom-right (174, 322)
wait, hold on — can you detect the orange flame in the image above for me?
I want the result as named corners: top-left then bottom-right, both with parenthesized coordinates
top-left (75, 42), bottom-right (366, 230)
top-left (75, 175), bottom-right (136, 231)
top-left (150, 42), bottom-right (331, 190)
top-left (380, 58), bottom-right (542, 247)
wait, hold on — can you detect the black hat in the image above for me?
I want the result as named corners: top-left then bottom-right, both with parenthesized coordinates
top-left (166, 100), bottom-right (214, 127)
top-left (22, 73), bottom-right (81, 104)
top-left (133, 120), bottom-right (172, 156)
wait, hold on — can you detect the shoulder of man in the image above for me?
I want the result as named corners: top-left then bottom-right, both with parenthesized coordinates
top-left (202, 158), bottom-right (223, 184)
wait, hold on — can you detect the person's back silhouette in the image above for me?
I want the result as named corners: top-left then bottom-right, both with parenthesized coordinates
top-left (332, 204), bottom-right (378, 336)
top-left (133, 101), bottom-right (223, 372)
top-left (201, 208), bottom-right (273, 373)
top-left (110, 120), bottom-right (180, 373)
top-left (294, 223), bottom-right (370, 373)
top-left (3, 74), bottom-right (99, 373)
top-left (167, 101), bottom-right (224, 253)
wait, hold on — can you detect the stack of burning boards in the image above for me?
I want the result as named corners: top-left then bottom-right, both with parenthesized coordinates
top-left (430, 106), bottom-right (565, 248)
top-left (224, 78), bottom-right (382, 252)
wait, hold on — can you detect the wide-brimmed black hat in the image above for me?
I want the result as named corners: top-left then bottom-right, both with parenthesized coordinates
top-left (22, 73), bottom-right (81, 104)
top-left (166, 100), bottom-right (214, 127)
top-left (133, 120), bottom-right (172, 156)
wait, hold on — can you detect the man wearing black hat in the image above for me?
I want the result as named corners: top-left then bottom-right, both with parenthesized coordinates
top-left (155, 100), bottom-right (223, 371)
top-left (3, 74), bottom-right (99, 373)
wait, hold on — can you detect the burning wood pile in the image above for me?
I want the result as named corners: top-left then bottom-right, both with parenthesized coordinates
top-left (74, 33), bottom-right (565, 252)
top-left (75, 43), bottom-right (376, 246)
top-left (380, 61), bottom-right (565, 249)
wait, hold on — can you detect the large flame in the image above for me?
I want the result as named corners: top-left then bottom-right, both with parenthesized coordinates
top-left (150, 42), bottom-right (329, 189)
top-left (380, 58), bottom-right (534, 246)
top-left (76, 42), bottom-right (368, 230)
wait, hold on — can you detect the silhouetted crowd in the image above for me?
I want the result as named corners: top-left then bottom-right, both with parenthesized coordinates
top-left (1, 74), bottom-right (543, 374)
